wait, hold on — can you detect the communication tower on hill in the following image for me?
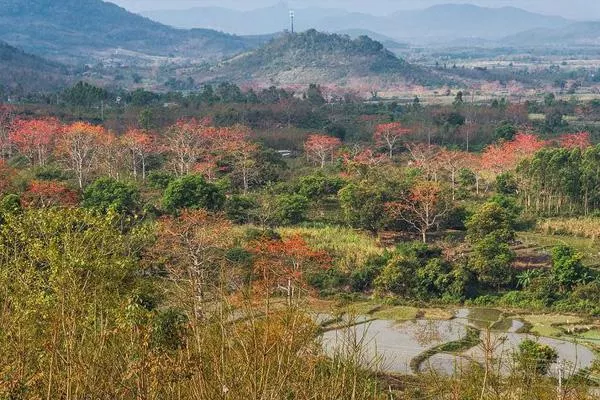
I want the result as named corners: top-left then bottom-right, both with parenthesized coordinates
top-left (289, 10), bottom-right (295, 34)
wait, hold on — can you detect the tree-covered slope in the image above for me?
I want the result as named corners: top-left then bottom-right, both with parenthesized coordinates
top-left (0, 0), bottom-right (254, 63)
top-left (0, 40), bottom-right (70, 94)
top-left (204, 30), bottom-right (429, 86)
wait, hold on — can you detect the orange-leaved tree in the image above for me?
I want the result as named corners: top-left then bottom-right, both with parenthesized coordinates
top-left (163, 119), bottom-right (211, 176)
top-left (342, 147), bottom-right (388, 177)
top-left (250, 234), bottom-right (330, 309)
top-left (56, 122), bottom-right (112, 188)
top-left (149, 210), bottom-right (235, 318)
top-left (97, 131), bottom-right (124, 180)
top-left (374, 122), bottom-right (411, 158)
top-left (558, 132), bottom-right (591, 150)
top-left (481, 133), bottom-right (546, 177)
top-left (21, 180), bottom-right (79, 208)
top-left (205, 125), bottom-right (259, 193)
top-left (435, 149), bottom-right (470, 200)
top-left (121, 128), bottom-right (155, 180)
top-left (406, 143), bottom-right (441, 180)
top-left (304, 134), bottom-right (342, 168)
top-left (9, 118), bottom-right (62, 166)
top-left (386, 180), bottom-right (449, 243)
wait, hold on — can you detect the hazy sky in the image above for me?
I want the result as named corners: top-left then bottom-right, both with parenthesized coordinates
top-left (111, 0), bottom-right (600, 20)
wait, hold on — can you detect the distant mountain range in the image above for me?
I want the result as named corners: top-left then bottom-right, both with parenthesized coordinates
top-left (502, 21), bottom-right (600, 47)
top-left (0, 0), bottom-right (597, 94)
top-left (0, 40), bottom-right (70, 93)
top-left (0, 0), bottom-right (432, 91)
top-left (142, 2), bottom-right (570, 43)
top-left (0, 0), bottom-right (265, 64)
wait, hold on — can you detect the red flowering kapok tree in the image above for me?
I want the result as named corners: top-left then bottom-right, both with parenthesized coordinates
top-left (482, 133), bottom-right (546, 176)
top-left (206, 125), bottom-right (259, 193)
top-left (193, 155), bottom-right (219, 182)
top-left (374, 122), bottom-right (411, 158)
top-left (56, 122), bottom-right (112, 189)
top-left (558, 132), bottom-right (591, 150)
top-left (9, 118), bottom-right (62, 166)
top-left (251, 234), bottom-right (330, 308)
top-left (386, 181), bottom-right (449, 243)
top-left (21, 180), bottom-right (79, 208)
top-left (164, 120), bottom-right (261, 192)
top-left (342, 147), bottom-right (388, 177)
top-left (163, 119), bottom-right (210, 176)
top-left (435, 149), bottom-right (470, 200)
top-left (121, 128), bottom-right (155, 180)
top-left (97, 132), bottom-right (125, 180)
top-left (406, 143), bottom-right (441, 180)
top-left (150, 210), bottom-right (234, 318)
top-left (304, 134), bottom-right (342, 168)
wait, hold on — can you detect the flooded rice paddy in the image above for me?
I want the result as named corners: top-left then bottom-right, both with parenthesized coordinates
top-left (321, 308), bottom-right (596, 377)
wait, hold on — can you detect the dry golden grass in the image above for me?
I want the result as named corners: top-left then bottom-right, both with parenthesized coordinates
top-left (278, 225), bottom-right (383, 272)
top-left (538, 218), bottom-right (600, 240)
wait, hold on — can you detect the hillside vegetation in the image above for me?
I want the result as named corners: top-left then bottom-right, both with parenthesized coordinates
top-left (0, 0), bottom-right (256, 63)
top-left (201, 30), bottom-right (431, 86)
top-left (1, 79), bottom-right (600, 399)
top-left (0, 40), bottom-right (70, 93)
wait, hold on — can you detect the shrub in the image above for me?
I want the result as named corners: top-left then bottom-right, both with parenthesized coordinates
top-left (552, 245), bottom-right (587, 292)
top-left (517, 340), bottom-right (558, 375)
top-left (297, 172), bottom-right (346, 199)
top-left (147, 170), bottom-right (175, 190)
top-left (225, 195), bottom-right (258, 224)
top-left (83, 177), bottom-right (140, 214)
top-left (163, 174), bottom-right (225, 212)
top-left (275, 194), bottom-right (309, 225)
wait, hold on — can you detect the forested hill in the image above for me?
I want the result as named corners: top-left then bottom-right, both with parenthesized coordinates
top-left (0, 0), bottom-right (256, 64)
top-left (203, 30), bottom-right (431, 86)
top-left (0, 41), bottom-right (70, 94)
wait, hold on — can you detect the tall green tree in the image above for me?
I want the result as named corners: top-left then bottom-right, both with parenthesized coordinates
top-left (339, 181), bottom-right (387, 233)
top-left (466, 201), bottom-right (516, 288)
top-left (551, 245), bottom-right (588, 292)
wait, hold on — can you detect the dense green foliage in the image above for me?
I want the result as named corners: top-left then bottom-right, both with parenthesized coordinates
top-left (83, 177), bottom-right (140, 213)
top-left (163, 175), bottom-right (225, 213)
top-left (517, 340), bottom-right (558, 376)
top-left (467, 200), bottom-right (517, 289)
top-left (373, 243), bottom-right (472, 301)
top-left (517, 145), bottom-right (600, 215)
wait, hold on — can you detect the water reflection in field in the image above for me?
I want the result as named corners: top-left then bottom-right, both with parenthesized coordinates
top-left (322, 319), bottom-right (466, 374)
top-left (322, 308), bottom-right (596, 377)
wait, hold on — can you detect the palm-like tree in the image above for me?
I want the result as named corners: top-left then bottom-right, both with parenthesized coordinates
top-left (517, 269), bottom-right (540, 289)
